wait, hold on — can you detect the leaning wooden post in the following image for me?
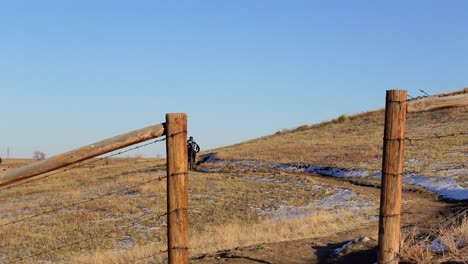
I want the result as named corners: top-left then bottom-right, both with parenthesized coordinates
top-left (378, 90), bottom-right (407, 264)
top-left (165, 113), bottom-right (189, 264)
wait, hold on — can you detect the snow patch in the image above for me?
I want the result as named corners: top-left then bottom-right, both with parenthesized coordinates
top-left (261, 204), bottom-right (313, 221)
top-left (274, 164), bottom-right (370, 178)
top-left (200, 153), bottom-right (219, 163)
top-left (199, 154), bottom-right (468, 201)
top-left (258, 188), bottom-right (374, 220)
top-left (118, 236), bottom-right (133, 250)
top-left (276, 163), bottom-right (467, 200)
top-left (332, 240), bottom-right (354, 255)
top-left (430, 237), bottom-right (464, 253)
top-left (332, 237), bottom-right (372, 255)
top-left (316, 189), bottom-right (375, 210)
top-left (245, 177), bottom-right (284, 183)
top-left (403, 173), bottom-right (468, 200)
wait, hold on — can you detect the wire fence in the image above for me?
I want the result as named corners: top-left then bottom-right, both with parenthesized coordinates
top-left (7, 213), bottom-right (169, 264)
top-left (0, 138), bottom-right (170, 264)
top-left (1, 100), bottom-right (465, 263)
top-left (405, 132), bottom-right (467, 143)
top-left (0, 137), bottom-right (166, 193)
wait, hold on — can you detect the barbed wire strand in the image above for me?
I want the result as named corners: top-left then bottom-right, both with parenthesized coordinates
top-left (0, 138), bottom-right (166, 192)
top-left (407, 206), bottom-right (468, 248)
top-left (405, 132), bottom-right (466, 143)
top-left (434, 207), bottom-right (468, 231)
top-left (7, 211), bottom-right (170, 264)
top-left (128, 248), bottom-right (168, 264)
top-left (0, 175), bottom-right (167, 228)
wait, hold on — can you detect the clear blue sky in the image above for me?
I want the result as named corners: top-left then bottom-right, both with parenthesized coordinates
top-left (1, 1), bottom-right (467, 158)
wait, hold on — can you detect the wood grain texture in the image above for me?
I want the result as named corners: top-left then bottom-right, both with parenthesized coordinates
top-left (407, 93), bottom-right (468, 112)
top-left (378, 90), bottom-right (407, 264)
top-left (165, 113), bottom-right (189, 264)
top-left (0, 123), bottom-right (165, 187)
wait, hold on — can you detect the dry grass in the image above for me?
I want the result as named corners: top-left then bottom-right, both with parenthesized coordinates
top-left (0, 159), bottom-right (168, 263)
top-left (0, 158), bottom-right (375, 263)
top-left (0, 89), bottom-right (465, 263)
top-left (190, 210), bottom-right (369, 256)
top-left (213, 104), bottom-right (467, 181)
top-left (400, 215), bottom-right (468, 263)
top-left (216, 110), bottom-right (386, 169)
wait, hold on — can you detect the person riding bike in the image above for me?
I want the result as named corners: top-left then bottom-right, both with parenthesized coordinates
top-left (187, 136), bottom-right (200, 170)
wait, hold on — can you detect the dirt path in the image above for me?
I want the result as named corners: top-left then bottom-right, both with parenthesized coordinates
top-left (192, 171), bottom-right (452, 264)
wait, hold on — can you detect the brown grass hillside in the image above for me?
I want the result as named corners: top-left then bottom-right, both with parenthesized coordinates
top-left (0, 89), bottom-right (466, 263)
top-left (213, 89), bottom-right (467, 183)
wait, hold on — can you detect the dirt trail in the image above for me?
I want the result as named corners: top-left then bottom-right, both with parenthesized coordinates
top-left (192, 171), bottom-right (452, 264)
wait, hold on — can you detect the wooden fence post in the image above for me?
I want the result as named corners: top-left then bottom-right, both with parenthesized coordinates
top-left (378, 90), bottom-right (407, 264)
top-left (165, 113), bottom-right (189, 264)
top-left (0, 123), bottom-right (165, 187)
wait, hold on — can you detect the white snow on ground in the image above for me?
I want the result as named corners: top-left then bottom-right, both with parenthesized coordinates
top-left (276, 164), bottom-right (468, 200)
top-left (273, 164), bottom-right (371, 178)
top-left (403, 173), bottom-right (468, 200)
top-left (260, 204), bottom-right (313, 221)
top-left (202, 153), bottom-right (219, 163)
top-left (245, 176), bottom-right (284, 183)
top-left (430, 237), bottom-right (465, 253)
top-left (200, 153), bottom-right (468, 201)
top-left (438, 168), bottom-right (468, 177)
top-left (332, 237), bottom-right (371, 255)
top-left (332, 240), bottom-right (354, 255)
top-left (305, 166), bottom-right (370, 178)
top-left (315, 189), bottom-right (375, 210)
top-left (255, 188), bottom-right (375, 221)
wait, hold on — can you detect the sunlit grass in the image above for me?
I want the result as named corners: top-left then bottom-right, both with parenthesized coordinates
top-left (213, 105), bottom-right (467, 181)
top-left (1, 159), bottom-right (372, 263)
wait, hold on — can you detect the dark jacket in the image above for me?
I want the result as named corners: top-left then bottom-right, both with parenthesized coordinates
top-left (187, 140), bottom-right (200, 153)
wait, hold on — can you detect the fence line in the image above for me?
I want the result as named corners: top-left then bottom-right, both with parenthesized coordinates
top-left (378, 90), bottom-right (407, 264)
top-left (378, 90), bottom-right (467, 264)
top-left (127, 244), bottom-right (168, 264)
top-left (407, 92), bottom-right (468, 112)
top-left (0, 123), bottom-right (165, 187)
top-left (165, 113), bottom-right (189, 264)
top-left (0, 175), bottom-right (166, 228)
top-left (405, 132), bottom-right (466, 142)
top-left (1, 114), bottom-right (189, 264)
top-left (0, 138), bottom-right (167, 260)
top-left (7, 211), bottom-right (168, 264)
top-left (0, 138), bottom-right (166, 192)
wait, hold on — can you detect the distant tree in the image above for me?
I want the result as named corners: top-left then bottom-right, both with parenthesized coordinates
top-left (33, 151), bottom-right (46, 160)
top-left (0, 157), bottom-right (2, 164)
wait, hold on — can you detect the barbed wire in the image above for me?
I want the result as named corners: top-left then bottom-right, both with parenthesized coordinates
top-left (0, 137), bottom-right (171, 263)
top-left (7, 210), bottom-right (170, 264)
top-left (0, 175), bottom-right (167, 228)
top-left (404, 132), bottom-right (466, 143)
top-left (0, 137), bottom-right (166, 192)
top-left (404, 205), bottom-right (468, 249)
top-left (39, 257), bottom-right (90, 264)
top-left (433, 206), bottom-right (468, 231)
top-left (419, 89), bottom-right (430, 97)
top-left (127, 248), bottom-right (168, 264)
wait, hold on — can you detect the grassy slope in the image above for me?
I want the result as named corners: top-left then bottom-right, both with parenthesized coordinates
top-left (213, 90), bottom-right (467, 183)
top-left (0, 89), bottom-right (466, 263)
top-left (1, 159), bottom-right (369, 263)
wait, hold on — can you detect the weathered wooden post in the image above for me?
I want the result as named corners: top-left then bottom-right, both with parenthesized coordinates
top-left (165, 113), bottom-right (189, 264)
top-left (378, 90), bottom-right (407, 264)
top-left (0, 124), bottom-right (165, 187)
